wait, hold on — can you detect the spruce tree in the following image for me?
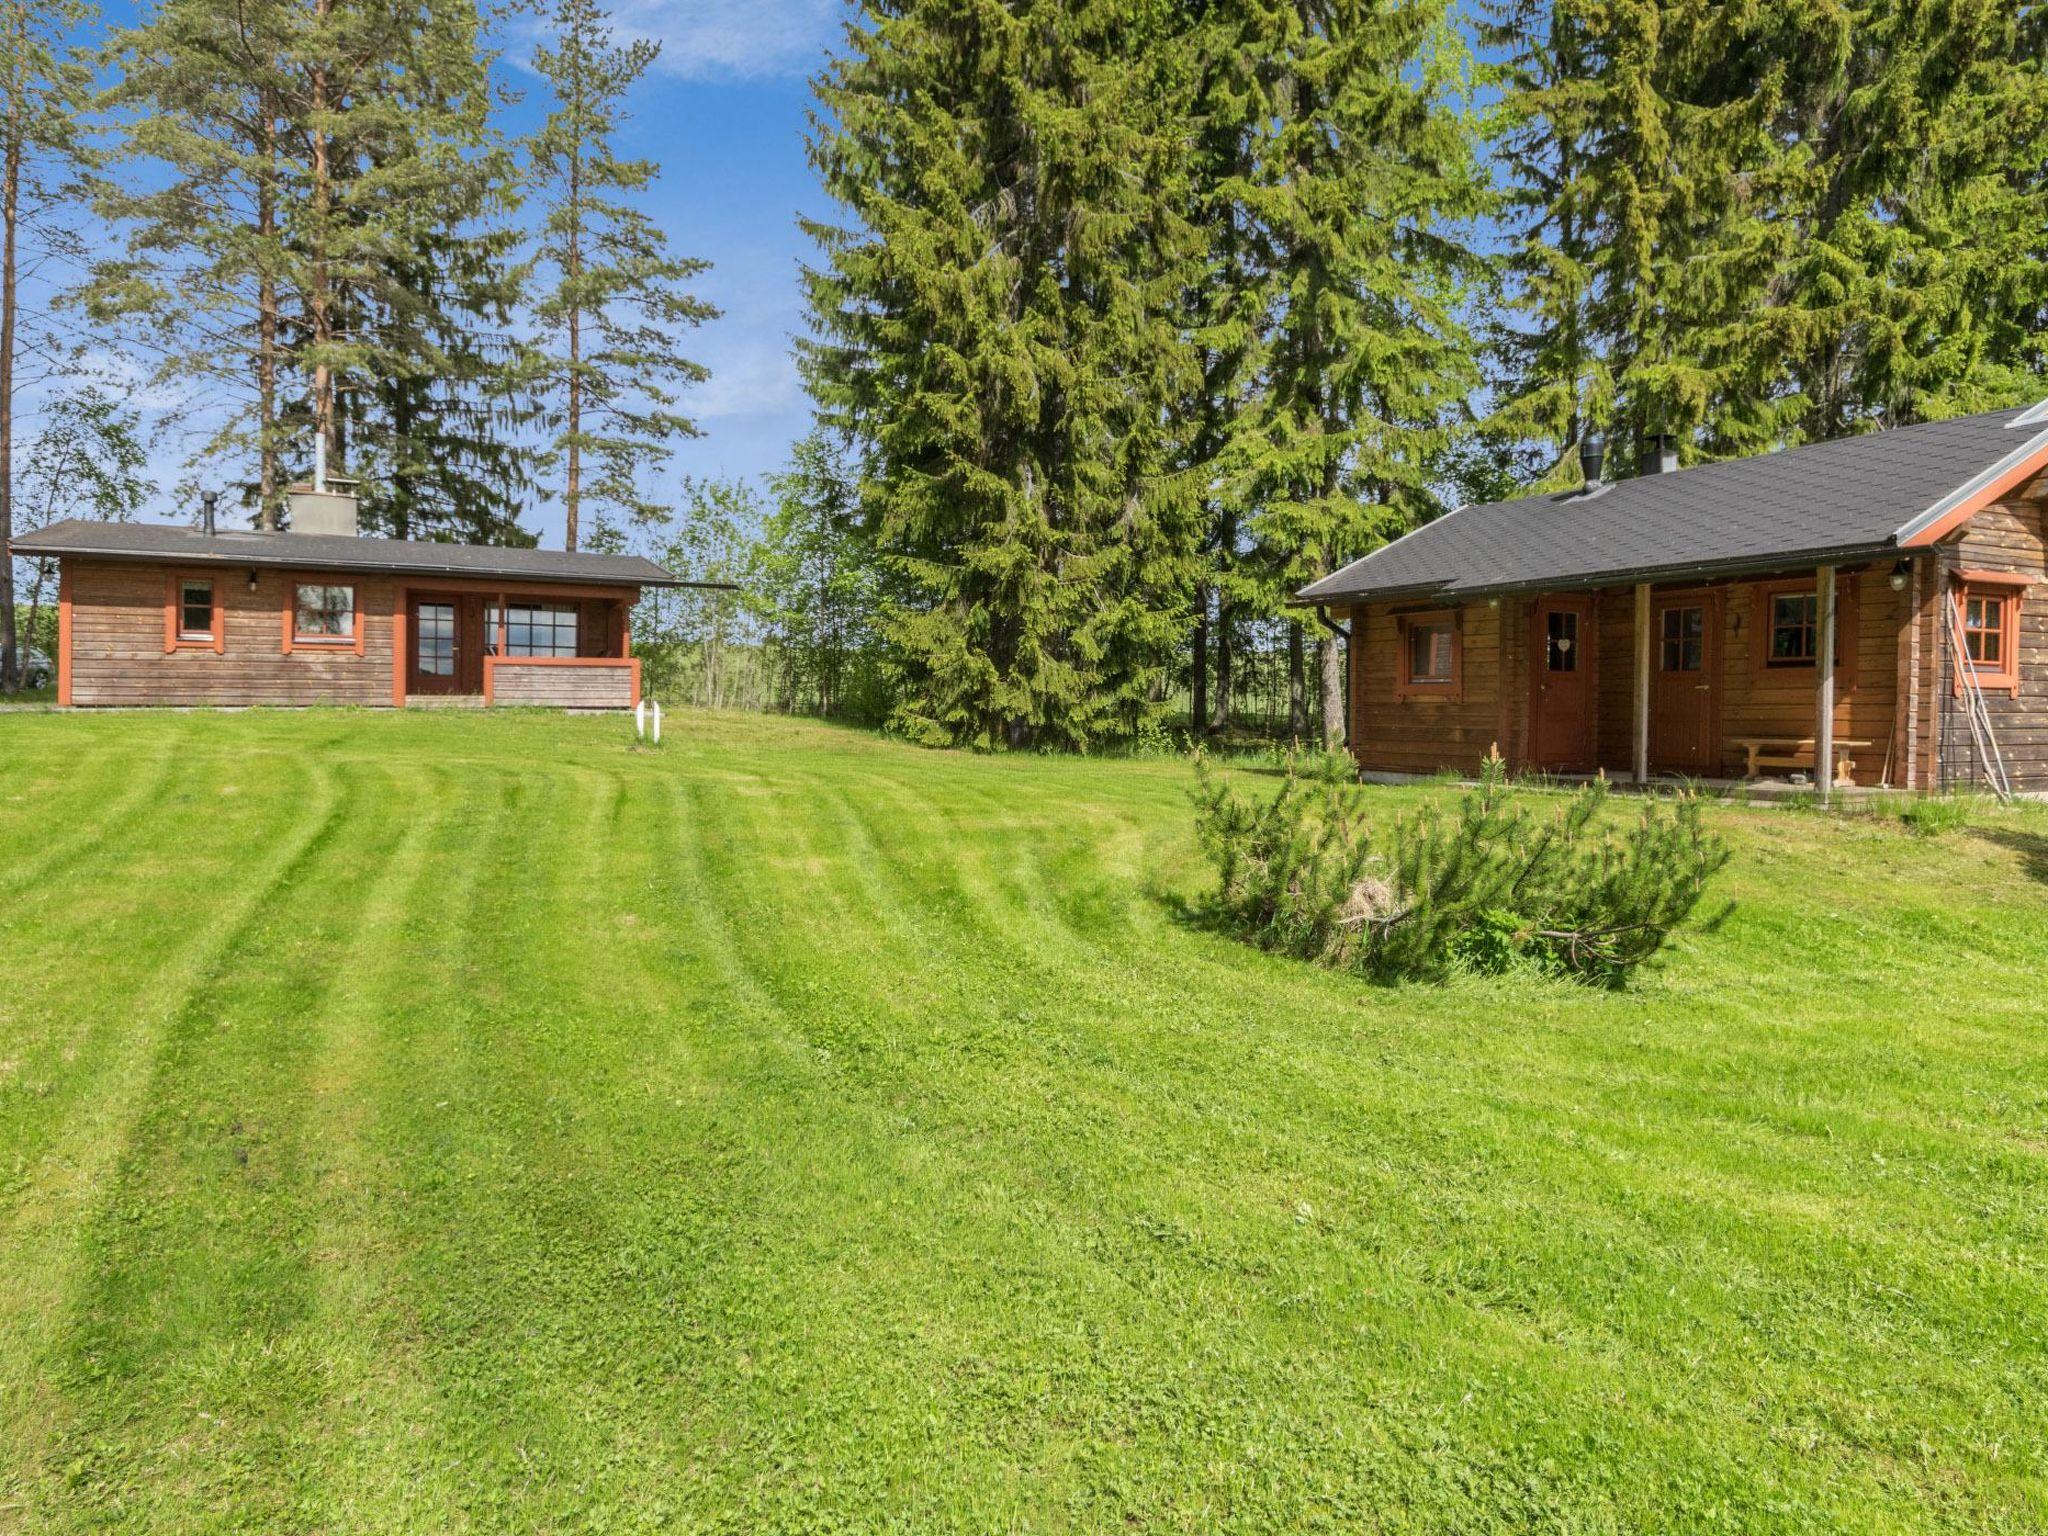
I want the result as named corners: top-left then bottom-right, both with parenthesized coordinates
top-left (804, 0), bottom-right (1205, 750)
top-left (1229, 0), bottom-right (1487, 745)
top-left (526, 0), bottom-right (714, 552)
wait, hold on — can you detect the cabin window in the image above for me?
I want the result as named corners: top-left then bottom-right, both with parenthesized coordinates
top-left (1545, 609), bottom-right (1580, 672)
top-left (1394, 611), bottom-right (1462, 701)
top-left (1953, 577), bottom-right (2025, 695)
top-left (1660, 605), bottom-right (1705, 673)
top-left (179, 581), bottom-right (214, 640)
top-left (503, 601), bottom-right (579, 658)
top-left (1767, 593), bottom-right (1818, 665)
top-left (1409, 622), bottom-right (1454, 683)
top-left (166, 574), bottom-right (223, 653)
top-left (293, 584), bottom-right (356, 642)
top-left (1753, 577), bottom-right (1855, 681)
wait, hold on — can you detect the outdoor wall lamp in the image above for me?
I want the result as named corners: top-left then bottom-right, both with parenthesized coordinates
top-left (1889, 559), bottom-right (1912, 592)
top-left (247, 570), bottom-right (260, 591)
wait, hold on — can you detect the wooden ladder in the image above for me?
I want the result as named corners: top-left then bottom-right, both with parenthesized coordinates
top-left (1944, 588), bottom-right (2013, 803)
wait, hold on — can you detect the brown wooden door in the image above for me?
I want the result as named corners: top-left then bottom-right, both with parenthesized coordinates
top-left (1529, 596), bottom-right (1595, 770)
top-left (1651, 593), bottom-right (1719, 773)
top-left (409, 594), bottom-right (489, 697)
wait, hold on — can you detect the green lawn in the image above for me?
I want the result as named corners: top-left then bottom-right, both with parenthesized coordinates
top-left (1, 709), bottom-right (2044, 1533)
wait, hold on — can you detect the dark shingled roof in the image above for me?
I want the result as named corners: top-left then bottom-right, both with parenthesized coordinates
top-left (1297, 403), bottom-right (2048, 606)
top-left (11, 519), bottom-right (723, 590)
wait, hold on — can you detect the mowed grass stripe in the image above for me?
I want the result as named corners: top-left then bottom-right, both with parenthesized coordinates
top-left (34, 763), bottom-right (416, 1531)
top-left (0, 753), bottom-right (345, 1509)
top-left (0, 709), bottom-right (2042, 1532)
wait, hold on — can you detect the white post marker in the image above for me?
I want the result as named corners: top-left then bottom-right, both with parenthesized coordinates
top-left (635, 699), bottom-right (648, 740)
top-left (651, 701), bottom-right (662, 745)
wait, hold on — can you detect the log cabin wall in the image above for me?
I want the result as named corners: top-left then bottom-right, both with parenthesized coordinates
top-left (1345, 598), bottom-right (1512, 776)
top-left (1587, 568), bottom-right (1905, 786)
top-left (1352, 569), bottom-right (1913, 785)
top-left (66, 559), bottom-right (398, 707)
top-left (1936, 487), bottom-right (2048, 793)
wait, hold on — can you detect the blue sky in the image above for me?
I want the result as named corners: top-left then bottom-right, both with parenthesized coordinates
top-left (528, 0), bottom-right (844, 534)
top-left (61, 0), bottom-right (844, 544)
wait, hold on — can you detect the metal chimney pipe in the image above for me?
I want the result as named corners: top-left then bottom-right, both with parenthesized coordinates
top-left (1578, 432), bottom-right (1606, 491)
top-left (201, 489), bottom-right (219, 536)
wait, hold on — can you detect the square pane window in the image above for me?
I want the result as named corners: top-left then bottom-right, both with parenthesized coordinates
top-left (179, 580), bottom-right (213, 639)
top-left (1769, 593), bottom-right (1817, 665)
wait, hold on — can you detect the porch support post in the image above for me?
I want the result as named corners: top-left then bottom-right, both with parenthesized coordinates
top-left (1632, 582), bottom-right (1651, 783)
top-left (1816, 564), bottom-right (1837, 806)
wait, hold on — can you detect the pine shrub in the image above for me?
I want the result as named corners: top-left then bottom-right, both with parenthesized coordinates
top-left (1190, 749), bottom-right (1730, 986)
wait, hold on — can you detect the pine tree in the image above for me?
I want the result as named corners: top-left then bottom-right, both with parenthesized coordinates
top-left (0, 0), bottom-right (91, 691)
top-left (1228, 0), bottom-right (1487, 745)
top-left (93, 0), bottom-right (510, 526)
top-left (526, 0), bottom-right (715, 552)
top-left (804, 0), bottom-right (1206, 750)
top-left (342, 175), bottom-right (537, 543)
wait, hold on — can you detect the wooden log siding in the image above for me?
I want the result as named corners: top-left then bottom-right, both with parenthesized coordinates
top-left (1348, 598), bottom-right (1509, 776)
top-left (1350, 567), bottom-right (1914, 785)
top-left (1937, 488), bottom-right (2048, 793)
top-left (484, 657), bottom-right (640, 710)
top-left (61, 557), bottom-right (647, 712)
top-left (66, 560), bottom-right (397, 707)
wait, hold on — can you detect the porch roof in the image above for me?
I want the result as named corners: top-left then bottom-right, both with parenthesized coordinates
top-left (13, 519), bottom-right (731, 591)
top-left (1298, 402), bottom-right (2048, 607)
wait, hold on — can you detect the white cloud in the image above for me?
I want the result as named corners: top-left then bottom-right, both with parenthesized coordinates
top-left (688, 344), bottom-right (804, 420)
top-left (611, 0), bottom-right (844, 82)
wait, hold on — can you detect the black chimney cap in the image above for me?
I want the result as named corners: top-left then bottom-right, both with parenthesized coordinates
top-left (1578, 431), bottom-right (1606, 490)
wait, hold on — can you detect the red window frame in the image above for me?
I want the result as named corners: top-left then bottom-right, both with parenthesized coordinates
top-left (1952, 571), bottom-right (2028, 697)
top-left (282, 581), bottom-right (365, 656)
top-left (163, 573), bottom-right (224, 654)
top-left (1394, 610), bottom-right (1463, 702)
top-left (1751, 575), bottom-right (1858, 686)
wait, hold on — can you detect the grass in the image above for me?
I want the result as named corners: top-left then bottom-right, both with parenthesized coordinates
top-left (0, 708), bottom-right (2044, 1533)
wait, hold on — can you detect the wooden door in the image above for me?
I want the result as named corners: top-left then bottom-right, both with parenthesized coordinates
top-left (1529, 596), bottom-right (1595, 770)
top-left (1651, 593), bottom-right (1719, 773)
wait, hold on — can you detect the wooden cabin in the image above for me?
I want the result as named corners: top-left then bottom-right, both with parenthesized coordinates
top-left (15, 492), bottom-right (698, 711)
top-left (1296, 402), bottom-right (2048, 796)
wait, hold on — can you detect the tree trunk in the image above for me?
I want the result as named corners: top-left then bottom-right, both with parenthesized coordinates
top-left (0, 126), bottom-right (18, 692)
top-left (1287, 620), bottom-right (1305, 740)
top-left (1318, 634), bottom-right (1345, 750)
top-left (1209, 603), bottom-right (1232, 734)
top-left (256, 95), bottom-right (279, 529)
top-left (563, 136), bottom-right (583, 552)
top-left (309, 9), bottom-right (334, 496)
top-left (1189, 587), bottom-right (1209, 736)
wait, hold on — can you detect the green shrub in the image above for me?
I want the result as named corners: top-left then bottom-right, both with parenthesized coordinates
top-left (1190, 749), bottom-right (1731, 986)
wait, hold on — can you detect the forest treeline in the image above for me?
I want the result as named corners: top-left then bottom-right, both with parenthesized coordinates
top-left (4, 1), bottom-right (2046, 747)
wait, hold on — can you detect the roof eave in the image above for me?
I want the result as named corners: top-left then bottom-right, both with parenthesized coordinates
top-left (1289, 539), bottom-right (1906, 609)
top-left (1893, 422), bottom-right (2048, 547)
top-left (13, 535), bottom-right (701, 590)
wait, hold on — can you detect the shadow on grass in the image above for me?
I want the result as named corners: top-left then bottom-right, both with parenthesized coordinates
top-left (1975, 827), bottom-right (2048, 887)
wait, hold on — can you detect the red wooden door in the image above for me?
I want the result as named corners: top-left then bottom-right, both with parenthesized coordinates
top-left (1651, 593), bottom-right (1719, 773)
top-left (1529, 596), bottom-right (1595, 770)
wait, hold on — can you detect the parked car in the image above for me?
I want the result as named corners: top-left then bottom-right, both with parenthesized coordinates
top-left (17, 649), bottom-right (52, 690)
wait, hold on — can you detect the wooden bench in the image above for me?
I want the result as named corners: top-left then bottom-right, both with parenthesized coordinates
top-left (1730, 737), bottom-right (1872, 786)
